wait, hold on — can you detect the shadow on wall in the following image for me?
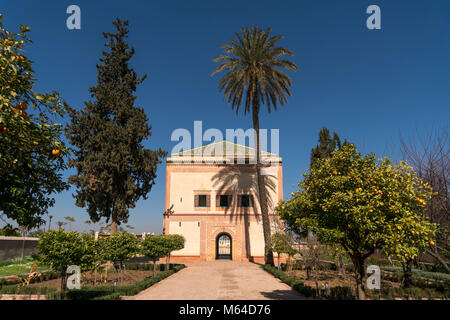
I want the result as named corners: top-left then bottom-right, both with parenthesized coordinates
top-left (211, 165), bottom-right (278, 259)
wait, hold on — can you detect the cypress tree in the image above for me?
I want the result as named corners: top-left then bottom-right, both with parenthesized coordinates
top-left (310, 127), bottom-right (347, 165)
top-left (66, 18), bottom-right (166, 233)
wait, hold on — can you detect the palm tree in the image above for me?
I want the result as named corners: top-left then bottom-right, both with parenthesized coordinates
top-left (48, 215), bottom-right (53, 232)
top-left (212, 25), bottom-right (297, 265)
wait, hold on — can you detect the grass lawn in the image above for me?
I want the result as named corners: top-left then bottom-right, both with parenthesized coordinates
top-left (0, 257), bottom-right (49, 277)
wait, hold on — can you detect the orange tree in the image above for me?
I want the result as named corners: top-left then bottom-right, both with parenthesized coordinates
top-left (0, 16), bottom-right (68, 229)
top-left (276, 144), bottom-right (436, 299)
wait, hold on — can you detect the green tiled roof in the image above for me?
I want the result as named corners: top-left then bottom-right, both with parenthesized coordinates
top-left (171, 140), bottom-right (278, 157)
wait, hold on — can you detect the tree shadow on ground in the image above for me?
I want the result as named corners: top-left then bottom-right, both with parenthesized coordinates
top-left (259, 289), bottom-right (305, 300)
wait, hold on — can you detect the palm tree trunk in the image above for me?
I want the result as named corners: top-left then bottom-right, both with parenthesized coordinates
top-left (252, 96), bottom-right (274, 266)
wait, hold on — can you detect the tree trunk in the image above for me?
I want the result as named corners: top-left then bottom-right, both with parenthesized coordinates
top-left (338, 254), bottom-right (345, 275)
top-left (60, 273), bottom-right (67, 300)
top-left (351, 256), bottom-right (366, 300)
top-left (252, 98), bottom-right (274, 266)
top-left (402, 259), bottom-right (413, 287)
top-left (110, 205), bottom-right (118, 234)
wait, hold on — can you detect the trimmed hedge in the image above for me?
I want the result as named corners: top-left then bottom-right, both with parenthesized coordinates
top-left (381, 266), bottom-right (450, 283)
top-left (46, 264), bottom-right (185, 300)
top-left (0, 284), bottom-right (57, 295)
top-left (123, 262), bottom-right (176, 271)
top-left (372, 286), bottom-right (450, 300)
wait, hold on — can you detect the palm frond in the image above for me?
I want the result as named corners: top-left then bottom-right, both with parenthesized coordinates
top-left (212, 25), bottom-right (297, 115)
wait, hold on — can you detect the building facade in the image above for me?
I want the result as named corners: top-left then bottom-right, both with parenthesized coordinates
top-left (163, 141), bottom-right (283, 262)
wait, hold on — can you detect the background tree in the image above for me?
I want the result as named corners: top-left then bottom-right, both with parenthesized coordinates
top-left (298, 236), bottom-right (327, 296)
top-left (398, 127), bottom-right (449, 272)
top-left (277, 144), bottom-right (437, 299)
top-left (78, 233), bottom-right (96, 284)
top-left (37, 230), bottom-right (85, 299)
top-left (270, 232), bottom-right (295, 270)
top-left (47, 215), bottom-right (53, 232)
top-left (64, 216), bottom-right (75, 231)
top-left (212, 25), bottom-right (297, 265)
top-left (56, 221), bottom-right (66, 230)
top-left (0, 15), bottom-right (69, 230)
top-left (141, 234), bottom-right (172, 275)
top-left (165, 234), bottom-right (185, 269)
top-left (66, 18), bottom-right (166, 234)
top-left (310, 126), bottom-right (346, 165)
top-left (310, 126), bottom-right (348, 270)
top-left (0, 224), bottom-right (20, 236)
top-left (101, 231), bottom-right (138, 284)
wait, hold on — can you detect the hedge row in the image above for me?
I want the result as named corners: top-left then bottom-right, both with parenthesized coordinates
top-left (0, 283), bottom-right (58, 295)
top-left (371, 286), bottom-right (450, 300)
top-left (262, 265), bottom-right (354, 300)
top-left (123, 262), bottom-right (176, 271)
top-left (46, 264), bottom-right (185, 300)
top-left (381, 266), bottom-right (450, 282)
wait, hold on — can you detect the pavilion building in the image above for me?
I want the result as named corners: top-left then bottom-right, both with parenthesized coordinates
top-left (163, 141), bottom-right (283, 262)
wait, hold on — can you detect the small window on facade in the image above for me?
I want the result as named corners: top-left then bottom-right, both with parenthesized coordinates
top-left (219, 195), bottom-right (230, 207)
top-left (198, 194), bottom-right (207, 207)
top-left (241, 194), bottom-right (251, 208)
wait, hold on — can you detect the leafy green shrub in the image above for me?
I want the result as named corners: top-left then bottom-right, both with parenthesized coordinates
top-left (292, 281), bottom-right (316, 297)
top-left (416, 262), bottom-right (448, 274)
top-left (262, 264), bottom-right (294, 286)
top-left (327, 286), bottom-right (354, 300)
top-left (101, 232), bottom-right (139, 268)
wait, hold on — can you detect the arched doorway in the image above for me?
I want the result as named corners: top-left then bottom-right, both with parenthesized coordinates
top-left (216, 233), bottom-right (232, 260)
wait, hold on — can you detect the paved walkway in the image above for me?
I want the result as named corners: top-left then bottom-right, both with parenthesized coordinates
top-left (129, 261), bottom-right (305, 300)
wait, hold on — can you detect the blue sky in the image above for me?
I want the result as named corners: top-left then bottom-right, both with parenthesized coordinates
top-left (1, 1), bottom-right (449, 234)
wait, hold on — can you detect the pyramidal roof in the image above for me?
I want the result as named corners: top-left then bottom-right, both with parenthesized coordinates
top-left (171, 140), bottom-right (278, 158)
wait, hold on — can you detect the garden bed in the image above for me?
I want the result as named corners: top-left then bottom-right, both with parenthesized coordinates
top-left (29, 267), bottom-right (161, 289)
top-left (263, 264), bottom-right (450, 300)
top-left (285, 268), bottom-right (402, 292)
top-left (0, 263), bottom-right (185, 300)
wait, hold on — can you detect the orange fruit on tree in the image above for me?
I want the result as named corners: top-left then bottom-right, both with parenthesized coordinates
top-left (18, 102), bottom-right (27, 111)
top-left (18, 55), bottom-right (26, 62)
top-left (429, 241), bottom-right (435, 246)
top-left (51, 149), bottom-right (60, 156)
top-left (0, 126), bottom-right (7, 134)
